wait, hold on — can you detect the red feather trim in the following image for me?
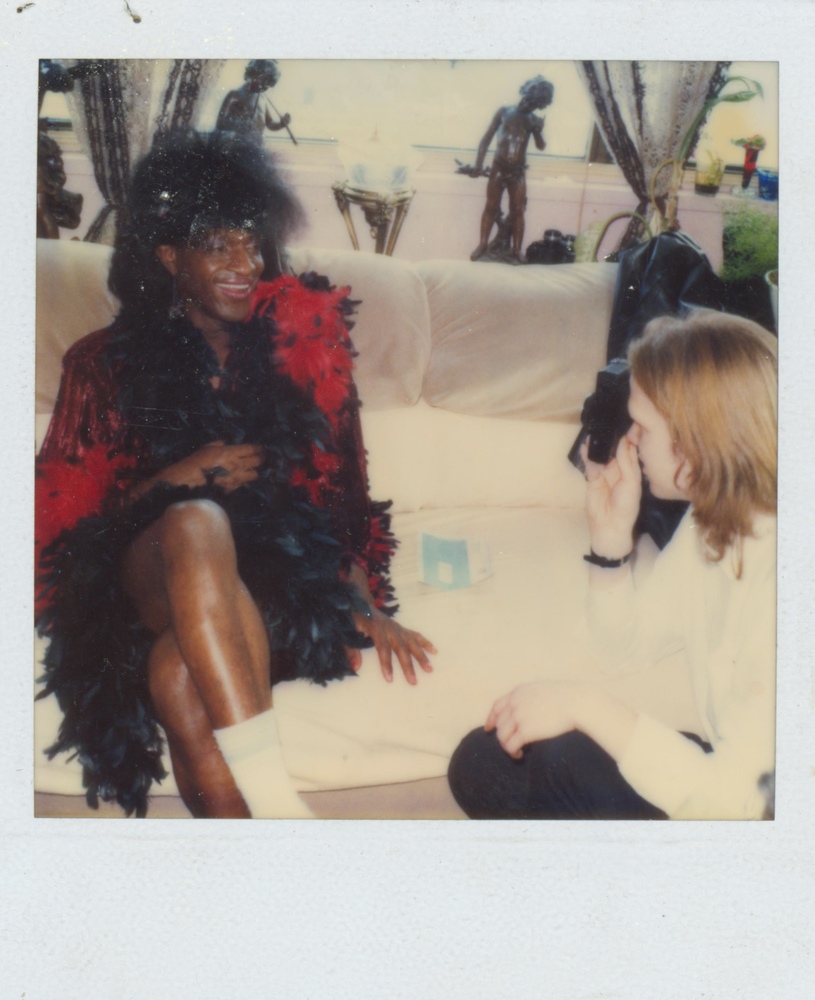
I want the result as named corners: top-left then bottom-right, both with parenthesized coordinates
top-left (251, 276), bottom-right (356, 430)
top-left (36, 445), bottom-right (135, 553)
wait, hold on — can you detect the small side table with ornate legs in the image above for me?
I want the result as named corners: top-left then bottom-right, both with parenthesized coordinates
top-left (331, 181), bottom-right (415, 255)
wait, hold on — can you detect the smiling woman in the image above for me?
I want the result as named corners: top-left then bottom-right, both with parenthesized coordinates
top-left (35, 129), bottom-right (435, 818)
top-left (156, 230), bottom-right (266, 344)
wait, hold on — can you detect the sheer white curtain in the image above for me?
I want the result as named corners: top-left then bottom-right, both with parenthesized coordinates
top-left (65, 59), bottom-right (226, 243)
top-left (578, 61), bottom-right (729, 245)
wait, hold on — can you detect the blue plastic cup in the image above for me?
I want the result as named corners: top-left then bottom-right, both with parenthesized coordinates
top-left (757, 168), bottom-right (779, 201)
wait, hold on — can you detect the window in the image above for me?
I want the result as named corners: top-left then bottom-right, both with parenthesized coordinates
top-left (199, 59), bottom-right (598, 160)
top-left (40, 59), bottom-right (777, 170)
top-left (692, 61), bottom-right (778, 170)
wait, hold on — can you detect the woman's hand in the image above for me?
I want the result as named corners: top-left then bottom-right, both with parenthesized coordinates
top-left (351, 605), bottom-right (437, 686)
top-left (485, 681), bottom-right (579, 759)
top-left (583, 434), bottom-right (642, 559)
top-left (346, 563), bottom-right (436, 685)
top-left (136, 440), bottom-right (266, 498)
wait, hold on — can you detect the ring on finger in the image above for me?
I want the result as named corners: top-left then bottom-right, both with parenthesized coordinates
top-left (204, 465), bottom-right (229, 487)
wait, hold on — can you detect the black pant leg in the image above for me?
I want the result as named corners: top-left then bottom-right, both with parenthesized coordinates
top-left (448, 728), bottom-right (667, 820)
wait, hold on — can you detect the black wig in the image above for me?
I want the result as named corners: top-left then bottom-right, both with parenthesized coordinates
top-left (109, 129), bottom-right (304, 323)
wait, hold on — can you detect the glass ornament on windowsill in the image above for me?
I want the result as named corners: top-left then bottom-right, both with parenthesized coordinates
top-left (336, 126), bottom-right (423, 196)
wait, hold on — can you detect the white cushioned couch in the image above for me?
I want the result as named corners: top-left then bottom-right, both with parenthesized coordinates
top-left (34, 239), bottom-right (701, 817)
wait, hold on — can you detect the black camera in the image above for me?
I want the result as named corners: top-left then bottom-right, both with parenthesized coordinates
top-left (568, 357), bottom-right (689, 550)
top-left (526, 229), bottom-right (576, 265)
top-left (568, 358), bottom-right (632, 473)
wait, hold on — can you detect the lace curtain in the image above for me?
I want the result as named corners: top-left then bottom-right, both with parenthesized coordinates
top-left (65, 59), bottom-right (225, 244)
top-left (578, 61), bottom-right (730, 247)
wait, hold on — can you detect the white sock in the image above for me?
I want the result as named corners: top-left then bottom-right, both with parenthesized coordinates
top-left (214, 709), bottom-right (313, 819)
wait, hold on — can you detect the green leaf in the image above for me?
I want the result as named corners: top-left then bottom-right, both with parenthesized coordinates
top-left (724, 76), bottom-right (764, 98)
top-left (718, 91), bottom-right (760, 104)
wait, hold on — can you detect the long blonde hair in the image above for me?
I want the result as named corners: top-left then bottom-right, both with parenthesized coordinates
top-left (629, 310), bottom-right (777, 564)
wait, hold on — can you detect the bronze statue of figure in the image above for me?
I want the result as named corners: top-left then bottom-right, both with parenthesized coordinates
top-left (37, 60), bottom-right (83, 238)
top-left (458, 76), bottom-right (554, 263)
top-left (37, 132), bottom-right (83, 238)
top-left (216, 59), bottom-right (296, 145)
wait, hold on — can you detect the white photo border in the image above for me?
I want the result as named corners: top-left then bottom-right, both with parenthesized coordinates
top-left (3, 2), bottom-right (814, 996)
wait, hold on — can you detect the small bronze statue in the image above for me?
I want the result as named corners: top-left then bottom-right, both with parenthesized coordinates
top-left (37, 60), bottom-right (83, 239)
top-left (216, 59), bottom-right (297, 145)
top-left (37, 132), bottom-right (83, 238)
top-left (457, 75), bottom-right (554, 263)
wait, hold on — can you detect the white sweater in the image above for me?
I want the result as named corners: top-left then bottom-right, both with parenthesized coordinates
top-left (588, 510), bottom-right (776, 820)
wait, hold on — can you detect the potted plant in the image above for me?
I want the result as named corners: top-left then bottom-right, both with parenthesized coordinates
top-left (694, 150), bottom-right (725, 195)
top-left (732, 134), bottom-right (766, 189)
top-left (649, 74), bottom-right (763, 231)
top-left (720, 202), bottom-right (779, 332)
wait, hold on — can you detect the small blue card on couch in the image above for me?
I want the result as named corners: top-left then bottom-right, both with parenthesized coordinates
top-left (419, 532), bottom-right (493, 590)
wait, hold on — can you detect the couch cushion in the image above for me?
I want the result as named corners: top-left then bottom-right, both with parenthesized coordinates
top-left (288, 247), bottom-right (431, 410)
top-left (418, 259), bottom-right (618, 422)
top-left (361, 400), bottom-right (585, 513)
top-left (36, 239), bottom-right (119, 413)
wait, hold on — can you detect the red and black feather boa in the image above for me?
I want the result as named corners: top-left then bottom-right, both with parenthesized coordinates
top-left (35, 272), bottom-right (397, 816)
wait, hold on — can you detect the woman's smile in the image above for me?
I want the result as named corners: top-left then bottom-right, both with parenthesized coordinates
top-left (216, 279), bottom-right (256, 299)
top-left (157, 228), bottom-right (264, 334)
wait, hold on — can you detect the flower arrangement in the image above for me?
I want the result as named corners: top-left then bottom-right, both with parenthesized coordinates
top-left (733, 134), bottom-right (767, 151)
top-left (733, 134), bottom-right (766, 188)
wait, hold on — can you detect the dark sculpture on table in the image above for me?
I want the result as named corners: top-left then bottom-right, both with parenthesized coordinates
top-left (37, 59), bottom-right (83, 239)
top-left (457, 75), bottom-right (554, 263)
top-left (216, 59), bottom-right (297, 145)
top-left (37, 133), bottom-right (83, 238)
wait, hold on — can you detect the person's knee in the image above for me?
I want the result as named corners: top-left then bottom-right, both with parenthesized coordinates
top-left (448, 729), bottom-right (609, 820)
top-left (157, 499), bottom-right (234, 561)
top-left (448, 728), bottom-right (523, 818)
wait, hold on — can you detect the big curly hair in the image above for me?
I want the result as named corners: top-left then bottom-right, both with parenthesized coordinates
top-left (109, 129), bottom-right (304, 323)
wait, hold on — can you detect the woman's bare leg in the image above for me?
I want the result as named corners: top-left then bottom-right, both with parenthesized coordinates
top-left (123, 499), bottom-right (272, 727)
top-left (148, 630), bottom-right (249, 818)
top-left (121, 499), bottom-right (290, 816)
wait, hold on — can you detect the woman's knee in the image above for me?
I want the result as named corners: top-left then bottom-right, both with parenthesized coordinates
top-left (448, 729), bottom-right (600, 820)
top-left (150, 500), bottom-right (237, 580)
top-left (449, 729), bottom-right (666, 820)
top-left (156, 499), bottom-right (235, 564)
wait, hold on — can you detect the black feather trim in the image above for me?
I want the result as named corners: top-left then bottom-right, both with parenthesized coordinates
top-left (36, 302), bottom-right (377, 814)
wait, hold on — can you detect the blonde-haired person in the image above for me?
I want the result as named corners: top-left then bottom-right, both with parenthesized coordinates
top-left (448, 310), bottom-right (777, 820)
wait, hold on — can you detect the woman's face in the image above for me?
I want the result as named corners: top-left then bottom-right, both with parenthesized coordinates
top-left (157, 228), bottom-right (264, 333)
top-left (627, 377), bottom-right (693, 502)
